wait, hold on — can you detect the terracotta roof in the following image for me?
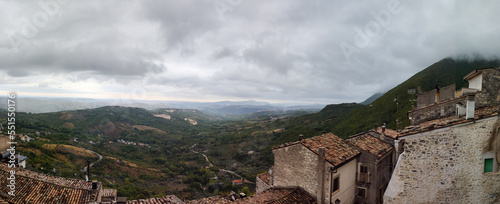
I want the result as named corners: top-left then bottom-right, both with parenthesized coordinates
top-left (257, 172), bottom-right (271, 185)
top-left (273, 133), bottom-right (360, 167)
top-left (264, 187), bottom-right (316, 204)
top-left (400, 106), bottom-right (499, 136)
top-left (0, 168), bottom-right (94, 203)
top-left (0, 163), bottom-right (99, 190)
top-left (185, 196), bottom-right (231, 204)
top-left (346, 133), bottom-right (394, 158)
top-left (127, 195), bottom-right (184, 204)
top-left (186, 187), bottom-right (316, 204)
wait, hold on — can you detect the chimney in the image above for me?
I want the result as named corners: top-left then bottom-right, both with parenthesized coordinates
top-left (466, 94), bottom-right (475, 119)
top-left (92, 180), bottom-right (98, 190)
top-left (380, 123), bottom-right (386, 141)
top-left (435, 84), bottom-right (440, 103)
top-left (317, 147), bottom-right (326, 204)
top-left (299, 134), bottom-right (304, 141)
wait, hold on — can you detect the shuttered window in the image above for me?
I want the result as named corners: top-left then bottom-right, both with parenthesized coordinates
top-left (484, 158), bottom-right (493, 173)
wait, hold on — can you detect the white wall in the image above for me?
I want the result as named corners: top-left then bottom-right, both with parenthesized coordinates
top-left (468, 74), bottom-right (483, 91)
top-left (329, 159), bottom-right (357, 204)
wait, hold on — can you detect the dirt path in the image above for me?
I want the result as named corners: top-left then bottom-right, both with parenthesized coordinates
top-left (190, 144), bottom-right (213, 168)
top-left (189, 144), bottom-right (255, 183)
top-left (83, 149), bottom-right (103, 172)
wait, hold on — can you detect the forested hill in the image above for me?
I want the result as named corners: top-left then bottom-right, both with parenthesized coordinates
top-left (276, 57), bottom-right (500, 139)
top-left (333, 57), bottom-right (500, 136)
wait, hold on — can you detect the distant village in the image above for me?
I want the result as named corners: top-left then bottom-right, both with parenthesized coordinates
top-left (1, 67), bottom-right (500, 203)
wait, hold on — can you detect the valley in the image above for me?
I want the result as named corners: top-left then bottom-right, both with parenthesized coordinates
top-left (2, 57), bottom-right (500, 201)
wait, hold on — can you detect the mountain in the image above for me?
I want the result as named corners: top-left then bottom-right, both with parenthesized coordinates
top-left (360, 93), bottom-right (384, 105)
top-left (332, 57), bottom-right (500, 136)
top-left (0, 98), bottom-right (324, 118)
top-left (277, 57), bottom-right (500, 138)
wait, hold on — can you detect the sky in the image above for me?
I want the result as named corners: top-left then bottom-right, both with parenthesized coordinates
top-left (1, 0), bottom-right (500, 105)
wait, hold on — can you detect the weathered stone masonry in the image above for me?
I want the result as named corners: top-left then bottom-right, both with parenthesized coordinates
top-left (384, 117), bottom-right (500, 204)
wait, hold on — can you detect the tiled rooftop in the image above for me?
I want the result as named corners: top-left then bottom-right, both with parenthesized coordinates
top-left (257, 172), bottom-right (271, 185)
top-left (127, 195), bottom-right (184, 204)
top-left (346, 133), bottom-right (394, 158)
top-left (0, 163), bottom-right (126, 204)
top-left (0, 169), bottom-right (94, 203)
top-left (186, 187), bottom-right (316, 204)
top-left (185, 196), bottom-right (231, 204)
top-left (273, 133), bottom-right (360, 167)
top-left (400, 106), bottom-right (499, 136)
top-left (263, 187), bottom-right (316, 204)
top-left (0, 163), bottom-right (99, 190)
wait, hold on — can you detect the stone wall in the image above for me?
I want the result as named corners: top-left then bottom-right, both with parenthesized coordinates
top-left (416, 84), bottom-right (456, 108)
top-left (417, 90), bottom-right (437, 108)
top-left (272, 144), bottom-right (321, 199)
top-left (384, 116), bottom-right (500, 203)
top-left (440, 84), bottom-right (456, 102)
top-left (409, 96), bottom-right (467, 125)
top-left (476, 69), bottom-right (500, 108)
top-left (272, 143), bottom-right (358, 204)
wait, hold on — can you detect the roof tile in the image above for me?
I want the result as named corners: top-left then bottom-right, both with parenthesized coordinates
top-left (274, 133), bottom-right (360, 167)
top-left (346, 133), bottom-right (394, 158)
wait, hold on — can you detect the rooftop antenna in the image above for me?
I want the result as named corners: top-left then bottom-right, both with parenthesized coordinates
top-left (394, 96), bottom-right (401, 131)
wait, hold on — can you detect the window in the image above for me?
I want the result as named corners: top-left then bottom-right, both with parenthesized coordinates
top-left (485, 158), bottom-right (493, 173)
top-left (359, 165), bottom-right (369, 183)
top-left (483, 151), bottom-right (498, 173)
top-left (357, 187), bottom-right (366, 198)
top-left (332, 175), bottom-right (340, 193)
top-left (360, 166), bottom-right (368, 173)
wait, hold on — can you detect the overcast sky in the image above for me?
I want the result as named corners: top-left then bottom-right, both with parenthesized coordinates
top-left (1, 0), bottom-right (499, 104)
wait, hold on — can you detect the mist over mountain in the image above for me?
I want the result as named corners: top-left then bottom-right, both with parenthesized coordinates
top-left (0, 97), bottom-right (325, 118)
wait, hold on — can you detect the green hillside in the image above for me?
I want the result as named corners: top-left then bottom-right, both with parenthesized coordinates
top-left (272, 57), bottom-right (500, 139)
top-left (331, 57), bottom-right (500, 136)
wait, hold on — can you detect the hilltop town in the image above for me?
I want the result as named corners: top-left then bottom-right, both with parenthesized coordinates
top-left (1, 67), bottom-right (500, 203)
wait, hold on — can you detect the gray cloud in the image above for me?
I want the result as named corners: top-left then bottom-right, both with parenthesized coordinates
top-left (1, 0), bottom-right (500, 104)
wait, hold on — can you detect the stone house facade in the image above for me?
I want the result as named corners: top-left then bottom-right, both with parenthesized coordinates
top-left (262, 133), bottom-right (361, 204)
top-left (258, 131), bottom-right (396, 204)
top-left (384, 68), bottom-right (500, 203)
top-left (384, 110), bottom-right (500, 203)
top-left (346, 131), bottom-right (394, 204)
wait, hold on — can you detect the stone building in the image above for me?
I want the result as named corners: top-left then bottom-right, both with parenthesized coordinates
top-left (265, 133), bottom-right (361, 204)
top-left (257, 131), bottom-right (397, 204)
top-left (409, 67), bottom-right (500, 125)
top-left (384, 68), bottom-right (500, 203)
top-left (346, 131), bottom-right (394, 204)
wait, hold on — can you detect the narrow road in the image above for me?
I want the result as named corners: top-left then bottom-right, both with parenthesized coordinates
top-left (189, 144), bottom-right (254, 183)
top-left (83, 149), bottom-right (103, 172)
top-left (191, 149), bottom-right (213, 168)
top-left (219, 169), bottom-right (242, 178)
